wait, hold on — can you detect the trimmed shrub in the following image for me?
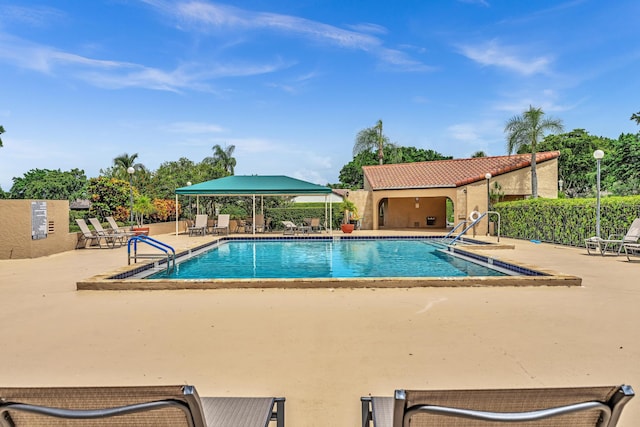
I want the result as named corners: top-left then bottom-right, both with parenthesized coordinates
top-left (493, 196), bottom-right (640, 246)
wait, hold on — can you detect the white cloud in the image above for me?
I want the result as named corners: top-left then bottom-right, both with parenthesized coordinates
top-left (492, 88), bottom-right (582, 114)
top-left (143, 0), bottom-right (430, 71)
top-left (0, 33), bottom-right (288, 92)
top-left (457, 0), bottom-right (490, 7)
top-left (457, 39), bottom-right (552, 75)
top-left (0, 5), bottom-right (65, 28)
top-left (445, 119), bottom-right (505, 156)
top-left (345, 23), bottom-right (388, 35)
top-left (164, 122), bottom-right (226, 134)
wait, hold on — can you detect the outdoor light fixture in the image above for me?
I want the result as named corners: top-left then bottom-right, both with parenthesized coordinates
top-left (594, 149), bottom-right (604, 238)
top-left (558, 179), bottom-right (564, 192)
top-left (485, 173), bottom-right (492, 235)
top-left (127, 166), bottom-right (135, 225)
top-left (415, 197), bottom-right (420, 209)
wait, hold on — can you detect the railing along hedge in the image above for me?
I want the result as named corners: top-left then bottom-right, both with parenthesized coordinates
top-left (492, 196), bottom-right (640, 247)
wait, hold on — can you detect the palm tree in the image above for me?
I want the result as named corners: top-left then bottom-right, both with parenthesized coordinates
top-left (505, 106), bottom-right (564, 198)
top-left (208, 144), bottom-right (236, 175)
top-left (0, 125), bottom-right (5, 147)
top-left (471, 150), bottom-right (487, 158)
top-left (353, 119), bottom-right (393, 165)
top-left (631, 112), bottom-right (640, 125)
top-left (112, 153), bottom-right (146, 180)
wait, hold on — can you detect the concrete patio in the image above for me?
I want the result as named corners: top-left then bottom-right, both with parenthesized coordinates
top-left (1, 230), bottom-right (638, 426)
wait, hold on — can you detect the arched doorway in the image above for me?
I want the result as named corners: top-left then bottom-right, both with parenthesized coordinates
top-left (378, 198), bottom-right (388, 227)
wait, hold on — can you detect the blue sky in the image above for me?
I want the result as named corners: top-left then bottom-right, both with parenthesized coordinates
top-left (1, 0), bottom-right (639, 191)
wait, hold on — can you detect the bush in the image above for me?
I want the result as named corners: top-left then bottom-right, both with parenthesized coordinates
top-left (494, 196), bottom-right (640, 246)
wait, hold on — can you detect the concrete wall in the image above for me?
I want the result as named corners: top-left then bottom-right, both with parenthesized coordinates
top-left (0, 200), bottom-right (190, 259)
top-left (146, 220), bottom-right (189, 236)
top-left (0, 200), bottom-right (76, 259)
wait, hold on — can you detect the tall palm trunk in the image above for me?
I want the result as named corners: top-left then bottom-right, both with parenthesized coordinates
top-left (376, 120), bottom-right (384, 165)
top-left (530, 151), bottom-right (538, 198)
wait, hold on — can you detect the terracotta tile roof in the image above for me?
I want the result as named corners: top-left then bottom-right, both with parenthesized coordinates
top-left (363, 151), bottom-right (560, 190)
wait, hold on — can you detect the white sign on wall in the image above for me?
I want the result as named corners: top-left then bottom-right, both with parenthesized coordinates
top-left (31, 201), bottom-right (47, 240)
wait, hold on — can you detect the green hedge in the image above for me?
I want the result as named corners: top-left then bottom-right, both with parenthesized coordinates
top-left (265, 204), bottom-right (344, 230)
top-left (493, 196), bottom-right (640, 247)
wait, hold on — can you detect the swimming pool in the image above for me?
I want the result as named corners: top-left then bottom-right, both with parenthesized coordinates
top-left (149, 238), bottom-right (507, 279)
top-left (77, 236), bottom-right (582, 290)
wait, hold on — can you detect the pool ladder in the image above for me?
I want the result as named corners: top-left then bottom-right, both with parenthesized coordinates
top-left (442, 211), bottom-right (501, 245)
top-left (127, 235), bottom-right (176, 273)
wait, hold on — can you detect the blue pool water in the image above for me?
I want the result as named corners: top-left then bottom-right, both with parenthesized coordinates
top-left (149, 239), bottom-right (507, 279)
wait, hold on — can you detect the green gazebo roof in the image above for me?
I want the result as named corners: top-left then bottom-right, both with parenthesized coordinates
top-left (175, 175), bottom-right (332, 196)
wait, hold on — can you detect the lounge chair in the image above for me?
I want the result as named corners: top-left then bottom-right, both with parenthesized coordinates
top-left (310, 217), bottom-right (323, 233)
top-left (0, 384), bottom-right (285, 427)
top-left (106, 216), bottom-right (135, 237)
top-left (235, 218), bottom-right (248, 233)
top-left (361, 385), bottom-right (634, 427)
top-left (585, 218), bottom-right (640, 255)
top-left (189, 214), bottom-right (208, 236)
top-left (75, 218), bottom-right (117, 249)
top-left (212, 214), bottom-right (230, 235)
top-left (622, 242), bottom-right (640, 261)
top-left (89, 217), bottom-right (129, 246)
top-left (255, 214), bottom-right (266, 233)
top-left (281, 221), bottom-right (298, 235)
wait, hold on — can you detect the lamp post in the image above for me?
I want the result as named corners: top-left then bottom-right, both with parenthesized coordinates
top-left (485, 173), bottom-right (492, 235)
top-left (558, 179), bottom-right (564, 193)
top-left (594, 150), bottom-right (604, 238)
top-left (127, 166), bottom-right (135, 226)
top-left (186, 181), bottom-right (192, 220)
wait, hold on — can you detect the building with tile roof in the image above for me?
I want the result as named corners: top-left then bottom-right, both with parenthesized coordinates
top-left (352, 151), bottom-right (560, 231)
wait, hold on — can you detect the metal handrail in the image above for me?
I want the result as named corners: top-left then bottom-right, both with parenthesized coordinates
top-left (443, 220), bottom-right (467, 239)
top-left (127, 235), bottom-right (176, 272)
top-left (449, 212), bottom-right (487, 245)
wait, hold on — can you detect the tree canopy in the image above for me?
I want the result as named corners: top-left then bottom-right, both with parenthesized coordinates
top-left (536, 129), bottom-right (613, 197)
top-left (151, 157), bottom-right (226, 199)
top-left (0, 124), bottom-right (4, 147)
top-left (631, 112), bottom-right (640, 125)
top-left (339, 145), bottom-right (451, 188)
top-left (602, 132), bottom-right (640, 195)
top-left (8, 168), bottom-right (87, 200)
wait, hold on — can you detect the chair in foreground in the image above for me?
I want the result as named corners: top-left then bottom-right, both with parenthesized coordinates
top-left (361, 385), bottom-right (634, 427)
top-left (585, 218), bottom-right (640, 255)
top-left (0, 384), bottom-right (285, 427)
top-left (75, 219), bottom-right (117, 249)
top-left (212, 214), bottom-right (230, 235)
top-left (189, 214), bottom-right (208, 236)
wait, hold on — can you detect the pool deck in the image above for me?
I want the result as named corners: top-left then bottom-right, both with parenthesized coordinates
top-left (1, 229), bottom-right (639, 426)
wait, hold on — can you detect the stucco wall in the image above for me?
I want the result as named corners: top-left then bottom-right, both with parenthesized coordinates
top-left (363, 158), bottom-right (558, 231)
top-left (0, 200), bottom-right (76, 259)
top-left (365, 188), bottom-right (456, 230)
top-left (346, 190), bottom-right (372, 229)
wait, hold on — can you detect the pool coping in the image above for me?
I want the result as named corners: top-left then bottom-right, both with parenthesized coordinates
top-left (76, 235), bottom-right (582, 290)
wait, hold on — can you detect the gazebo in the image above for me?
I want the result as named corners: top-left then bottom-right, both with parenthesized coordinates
top-left (174, 175), bottom-right (334, 234)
